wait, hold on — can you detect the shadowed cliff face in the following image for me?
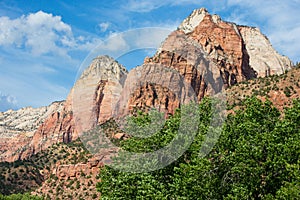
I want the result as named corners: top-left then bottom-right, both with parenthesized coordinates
top-left (0, 8), bottom-right (293, 162)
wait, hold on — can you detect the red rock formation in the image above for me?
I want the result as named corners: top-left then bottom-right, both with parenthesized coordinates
top-left (0, 135), bottom-right (31, 162)
top-left (114, 63), bottom-right (197, 117)
top-left (191, 14), bottom-right (257, 83)
top-left (143, 31), bottom-right (221, 102)
top-left (0, 101), bottom-right (65, 162)
top-left (144, 9), bottom-right (257, 104)
top-left (27, 56), bottom-right (127, 161)
top-left (53, 157), bottom-right (104, 180)
top-left (72, 56), bottom-right (127, 134)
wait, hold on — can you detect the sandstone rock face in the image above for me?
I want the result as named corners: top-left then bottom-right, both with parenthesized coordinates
top-left (29, 94), bottom-right (75, 159)
top-left (178, 8), bottom-right (208, 34)
top-left (72, 55), bottom-right (127, 133)
top-left (144, 31), bottom-right (223, 101)
top-left (178, 8), bottom-right (291, 78)
top-left (115, 63), bottom-right (197, 117)
top-left (190, 14), bottom-right (257, 84)
top-left (119, 7), bottom-right (291, 119)
top-left (28, 56), bottom-right (127, 161)
top-left (145, 10), bottom-right (255, 104)
top-left (0, 101), bottom-right (64, 138)
top-left (239, 26), bottom-right (292, 77)
top-left (0, 101), bottom-right (64, 162)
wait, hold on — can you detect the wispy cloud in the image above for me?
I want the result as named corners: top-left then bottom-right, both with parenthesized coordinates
top-left (0, 92), bottom-right (18, 112)
top-left (97, 22), bottom-right (111, 32)
top-left (123, 0), bottom-right (203, 12)
top-left (0, 45), bottom-right (81, 108)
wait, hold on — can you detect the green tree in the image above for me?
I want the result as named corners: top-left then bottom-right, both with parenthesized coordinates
top-left (96, 97), bottom-right (300, 199)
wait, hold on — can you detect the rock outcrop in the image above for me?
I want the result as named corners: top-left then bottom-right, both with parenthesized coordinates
top-left (178, 8), bottom-right (208, 34)
top-left (115, 63), bottom-right (198, 117)
top-left (143, 8), bottom-right (256, 105)
top-left (0, 101), bottom-right (64, 162)
top-left (53, 157), bottom-right (104, 180)
top-left (178, 8), bottom-right (291, 77)
top-left (28, 56), bottom-right (127, 161)
top-left (29, 94), bottom-right (75, 159)
top-left (73, 56), bottom-right (127, 133)
top-left (239, 26), bottom-right (292, 77)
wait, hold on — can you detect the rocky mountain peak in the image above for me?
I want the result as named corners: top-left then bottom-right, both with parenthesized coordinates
top-left (72, 55), bottom-right (128, 134)
top-left (178, 7), bottom-right (209, 34)
top-left (178, 7), bottom-right (291, 78)
top-left (78, 55), bottom-right (127, 82)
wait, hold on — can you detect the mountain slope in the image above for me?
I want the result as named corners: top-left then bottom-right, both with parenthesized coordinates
top-left (227, 65), bottom-right (300, 111)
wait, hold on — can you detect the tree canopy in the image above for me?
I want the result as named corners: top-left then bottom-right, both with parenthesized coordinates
top-left (97, 97), bottom-right (300, 199)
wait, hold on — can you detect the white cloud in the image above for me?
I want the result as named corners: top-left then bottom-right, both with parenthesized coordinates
top-left (123, 0), bottom-right (161, 12)
top-left (0, 11), bottom-right (99, 56)
top-left (269, 26), bottom-right (300, 59)
top-left (0, 92), bottom-right (18, 111)
top-left (0, 11), bottom-right (103, 109)
top-left (90, 28), bottom-right (171, 58)
top-left (97, 22), bottom-right (111, 32)
top-left (77, 27), bottom-right (172, 77)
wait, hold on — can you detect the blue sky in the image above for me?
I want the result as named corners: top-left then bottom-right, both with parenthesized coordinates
top-left (0, 0), bottom-right (299, 111)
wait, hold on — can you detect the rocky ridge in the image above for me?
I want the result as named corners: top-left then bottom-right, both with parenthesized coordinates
top-left (227, 65), bottom-right (300, 111)
top-left (0, 101), bottom-right (64, 138)
top-left (0, 101), bottom-right (64, 162)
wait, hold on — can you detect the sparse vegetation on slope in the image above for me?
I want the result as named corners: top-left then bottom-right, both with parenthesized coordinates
top-left (227, 66), bottom-right (300, 110)
top-left (0, 139), bottom-right (93, 199)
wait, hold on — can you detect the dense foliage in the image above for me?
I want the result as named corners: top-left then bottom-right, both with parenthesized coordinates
top-left (97, 97), bottom-right (300, 199)
top-left (0, 193), bottom-right (42, 200)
